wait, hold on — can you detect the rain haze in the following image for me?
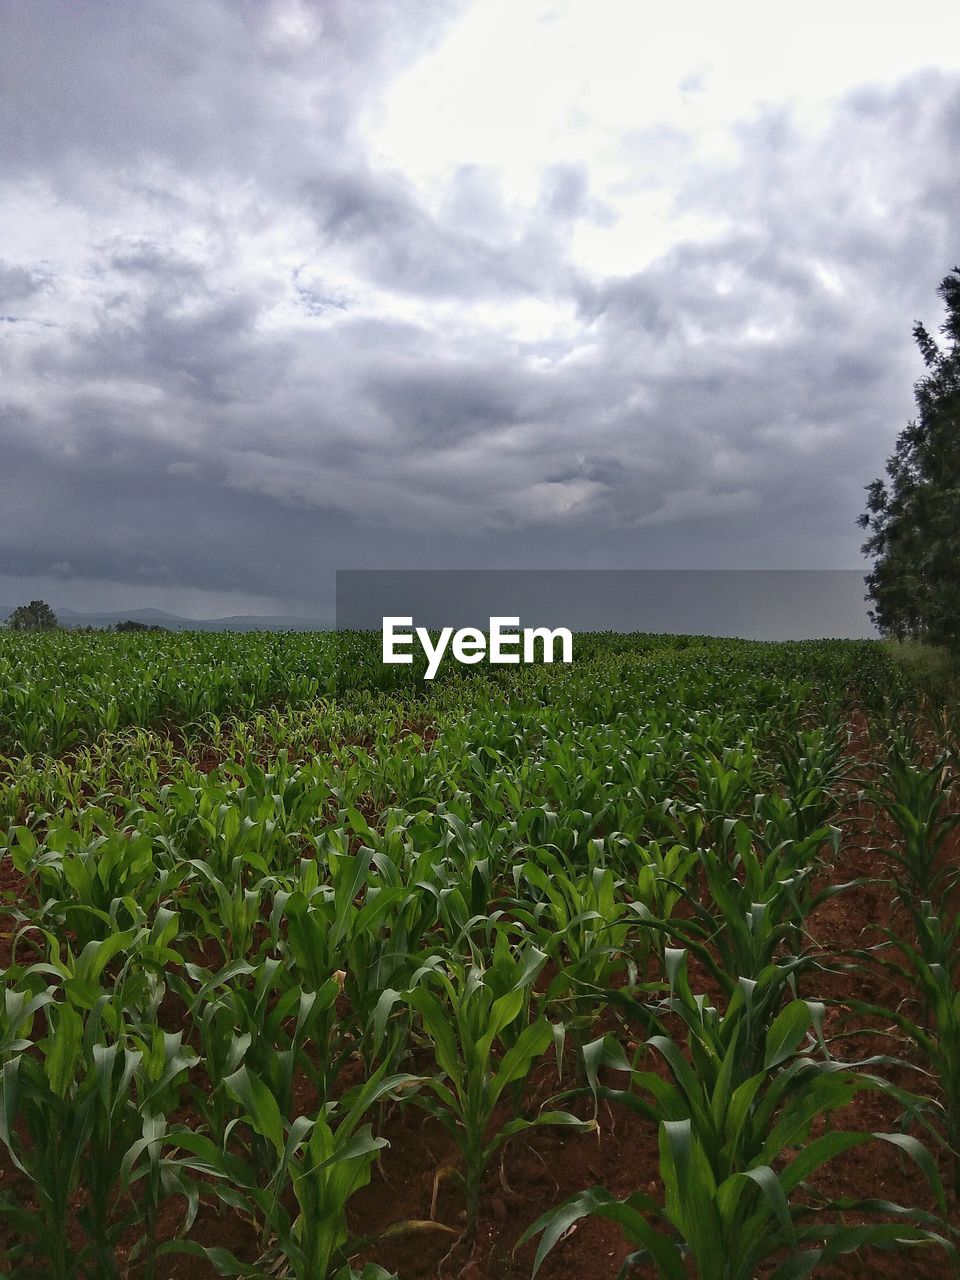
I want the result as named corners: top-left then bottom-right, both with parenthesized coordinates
top-left (1, 1), bottom-right (959, 628)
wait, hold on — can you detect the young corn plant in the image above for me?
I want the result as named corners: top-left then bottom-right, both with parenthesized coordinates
top-left (866, 729), bottom-right (959, 905)
top-left (621, 837), bottom-right (699, 943)
top-left (166, 1064), bottom-right (421, 1280)
top-left (841, 895), bottom-right (960, 1196)
top-left (186, 954), bottom-right (341, 1158)
top-left (768, 725), bottom-right (847, 842)
top-left (680, 740), bottom-right (758, 846)
top-left (23, 911), bottom-right (181, 1035)
top-left (631, 831), bottom-right (846, 1070)
top-left (511, 847), bottom-right (640, 1073)
top-left (0, 1000), bottom-right (196, 1280)
top-left (9, 820), bottom-right (177, 946)
top-left (178, 855), bottom-right (271, 963)
top-left (267, 846), bottom-right (401, 1091)
top-left (525, 951), bottom-right (952, 1280)
top-left (403, 944), bottom-right (594, 1238)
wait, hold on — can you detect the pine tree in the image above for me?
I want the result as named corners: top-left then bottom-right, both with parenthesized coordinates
top-left (859, 267), bottom-right (960, 651)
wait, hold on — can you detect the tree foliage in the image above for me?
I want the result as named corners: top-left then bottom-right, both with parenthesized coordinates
top-left (859, 267), bottom-right (960, 651)
top-left (6, 600), bottom-right (58, 632)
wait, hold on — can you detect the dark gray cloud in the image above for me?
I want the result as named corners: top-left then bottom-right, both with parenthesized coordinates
top-left (304, 167), bottom-right (537, 299)
top-left (0, 260), bottom-right (44, 304)
top-left (0, 1), bottom-right (464, 181)
top-left (0, 2), bottom-right (958, 618)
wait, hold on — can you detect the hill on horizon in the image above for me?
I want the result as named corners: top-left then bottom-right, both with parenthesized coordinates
top-left (0, 604), bottom-right (331, 632)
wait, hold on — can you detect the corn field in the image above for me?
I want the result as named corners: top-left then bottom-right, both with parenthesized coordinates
top-left (1, 630), bottom-right (958, 1279)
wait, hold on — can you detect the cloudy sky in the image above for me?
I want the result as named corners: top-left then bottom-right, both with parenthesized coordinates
top-left (1, 0), bottom-right (959, 618)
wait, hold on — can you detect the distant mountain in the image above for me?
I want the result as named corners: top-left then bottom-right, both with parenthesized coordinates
top-left (0, 604), bottom-right (330, 632)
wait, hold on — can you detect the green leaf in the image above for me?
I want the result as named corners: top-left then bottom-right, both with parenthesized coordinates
top-left (764, 1001), bottom-right (811, 1070)
top-left (224, 1065), bottom-right (286, 1157)
top-left (45, 1003), bottom-right (83, 1098)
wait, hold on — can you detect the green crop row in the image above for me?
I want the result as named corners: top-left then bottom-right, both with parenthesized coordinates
top-left (0, 633), bottom-right (956, 1279)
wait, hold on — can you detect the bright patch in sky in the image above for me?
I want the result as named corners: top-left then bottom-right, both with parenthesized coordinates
top-left (369, 0), bottom-right (960, 277)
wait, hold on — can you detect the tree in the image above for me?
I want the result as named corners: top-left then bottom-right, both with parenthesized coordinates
top-left (6, 600), bottom-right (59, 631)
top-left (859, 267), bottom-right (960, 652)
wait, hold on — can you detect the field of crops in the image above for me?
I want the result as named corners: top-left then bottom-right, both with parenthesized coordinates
top-left (1, 630), bottom-right (959, 1279)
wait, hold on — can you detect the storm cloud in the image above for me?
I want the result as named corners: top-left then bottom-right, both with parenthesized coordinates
top-left (1, 0), bottom-right (958, 617)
